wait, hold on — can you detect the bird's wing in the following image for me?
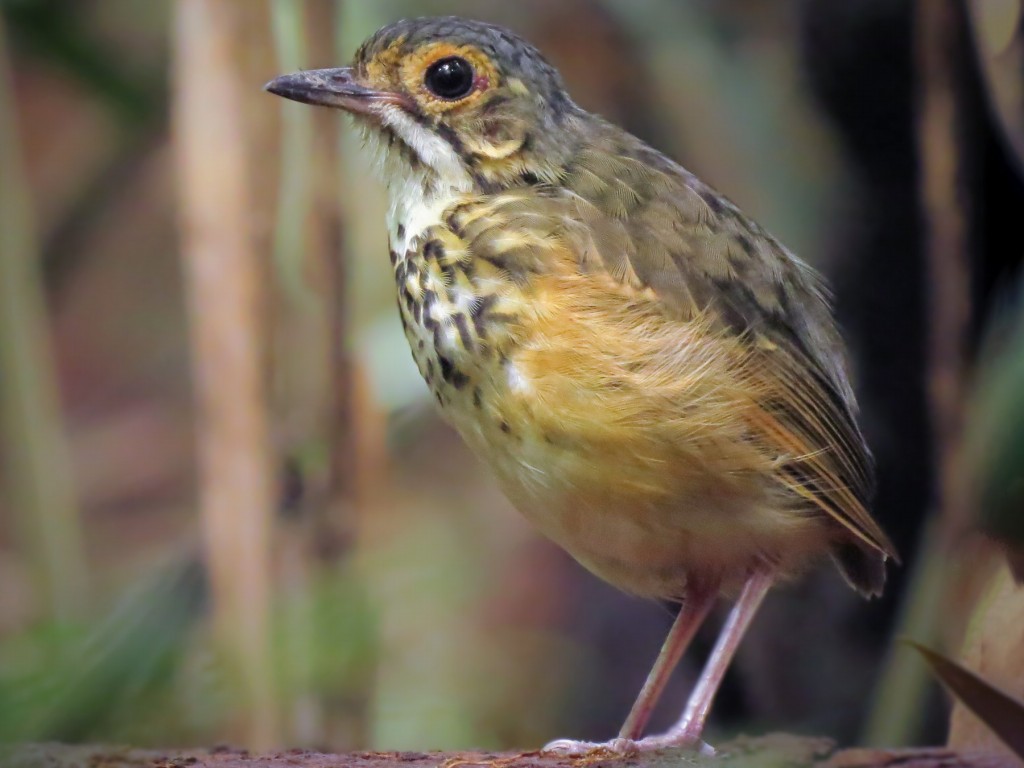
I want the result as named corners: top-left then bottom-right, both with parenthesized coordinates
top-left (450, 137), bottom-right (896, 562)
top-left (568, 142), bottom-right (896, 560)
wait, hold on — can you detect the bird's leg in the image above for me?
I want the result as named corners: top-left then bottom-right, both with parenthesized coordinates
top-left (617, 584), bottom-right (718, 740)
top-left (542, 583), bottom-right (718, 756)
top-left (638, 570), bottom-right (773, 751)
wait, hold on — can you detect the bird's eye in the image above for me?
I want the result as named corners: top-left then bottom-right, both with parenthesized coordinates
top-left (424, 57), bottom-right (475, 100)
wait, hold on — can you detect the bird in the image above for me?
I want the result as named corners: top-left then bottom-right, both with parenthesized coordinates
top-left (265, 16), bottom-right (898, 755)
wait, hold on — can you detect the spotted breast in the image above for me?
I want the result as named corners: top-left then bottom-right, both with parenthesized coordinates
top-left (390, 194), bottom-right (519, 412)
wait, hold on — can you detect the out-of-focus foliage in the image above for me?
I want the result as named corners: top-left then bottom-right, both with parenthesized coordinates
top-left (0, 550), bottom-right (377, 746)
top-left (964, 0), bottom-right (1024, 574)
top-left (0, 556), bottom-right (205, 744)
top-left (946, 567), bottom-right (1024, 760)
top-left (967, 303), bottom-right (1024, 576)
top-left (967, 0), bottom-right (1024, 173)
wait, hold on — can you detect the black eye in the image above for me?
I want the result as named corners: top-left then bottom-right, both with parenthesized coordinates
top-left (424, 57), bottom-right (475, 100)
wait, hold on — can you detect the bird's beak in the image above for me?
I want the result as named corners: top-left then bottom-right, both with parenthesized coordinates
top-left (264, 67), bottom-right (410, 115)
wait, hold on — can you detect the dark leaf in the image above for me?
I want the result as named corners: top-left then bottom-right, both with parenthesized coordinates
top-left (910, 641), bottom-right (1024, 760)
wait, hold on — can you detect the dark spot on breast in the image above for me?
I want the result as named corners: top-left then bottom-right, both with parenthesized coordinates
top-left (470, 294), bottom-right (497, 337)
top-left (438, 355), bottom-right (456, 383)
top-left (473, 388), bottom-right (483, 408)
top-left (500, 421), bottom-right (511, 434)
top-left (396, 223), bottom-right (406, 242)
top-left (424, 240), bottom-right (445, 263)
top-left (389, 249), bottom-right (400, 266)
top-left (471, 172), bottom-right (499, 195)
top-left (453, 314), bottom-right (473, 350)
top-left (422, 290), bottom-right (438, 322)
top-left (451, 370), bottom-right (470, 390)
top-left (471, 295), bottom-right (497, 317)
top-left (487, 312), bottom-right (519, 326)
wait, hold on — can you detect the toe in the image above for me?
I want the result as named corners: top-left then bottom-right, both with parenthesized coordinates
top-left (632, 733), bottom-right (716, 755)
top-left (541, 739), bottom-right (600, 756)
top-left (541, 738), bottom-right (642, 757)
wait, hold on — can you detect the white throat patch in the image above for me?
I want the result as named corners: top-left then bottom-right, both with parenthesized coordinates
top-left (360, 104), bottom-right (474, 254)
top-left (379, 105), bottom-right (471, 186)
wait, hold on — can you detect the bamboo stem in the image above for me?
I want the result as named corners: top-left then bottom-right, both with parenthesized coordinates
top-left (0, 16), bottom-right (88, 624)
top-left (172, 0), bottom-right (279, 749)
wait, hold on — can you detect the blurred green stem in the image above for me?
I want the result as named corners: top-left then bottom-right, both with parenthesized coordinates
top-left (271, 0), bottom-right (313, 303)
top-left (0, 17), bottom-right (88, 622)
top-left (862, 520), bottom-right (946, 745)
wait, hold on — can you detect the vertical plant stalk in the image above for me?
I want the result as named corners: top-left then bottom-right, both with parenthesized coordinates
top-left (173, 0), bottom-right (279, 750)
top-left (321, 4), bottom-right (385, 556)
top-left (269, 0), bottom-right (324, 748)
top-left (865, 0), bottom-right (973, 746)
top-left (0, 17), bottom-right (88, 624)
top-left (317, 1), bottom-right (386, 747)
top-left (270, 0), bottom-right (313, 304)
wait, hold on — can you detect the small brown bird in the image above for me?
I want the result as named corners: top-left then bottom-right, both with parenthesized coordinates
top-left (266, 16), bottom-right (897, 754)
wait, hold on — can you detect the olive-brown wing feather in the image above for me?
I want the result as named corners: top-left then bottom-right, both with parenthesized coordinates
top-left (558, 139), bottom-right (897, 564)
top-left (446, 139), bottom-right (897, 569)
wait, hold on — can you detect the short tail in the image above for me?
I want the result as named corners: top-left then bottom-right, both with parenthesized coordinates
top-left (831, 540), bottom-right (888, 598)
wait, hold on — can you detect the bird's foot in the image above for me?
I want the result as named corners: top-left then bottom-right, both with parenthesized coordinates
top-left (541, 738), bottom-right (641, 757)
top-left (542, 732), bottom-right (714, 757)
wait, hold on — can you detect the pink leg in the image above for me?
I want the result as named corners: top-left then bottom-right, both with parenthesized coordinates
top-left (543, 584), bottom-right (717, 756)
top-left (645, 570), bottom-right (773, 748)
top-left (618, 585), bottom-right (718, 739)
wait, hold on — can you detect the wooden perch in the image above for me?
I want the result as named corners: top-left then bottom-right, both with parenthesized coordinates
top-left (0, 737), bottom-right (1009, 768)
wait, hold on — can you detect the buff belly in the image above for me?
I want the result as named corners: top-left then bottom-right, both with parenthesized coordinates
top-left (447, 362), bottom-right (832, 602)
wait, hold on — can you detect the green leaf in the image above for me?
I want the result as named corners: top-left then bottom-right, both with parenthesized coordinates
top-left (909, 641), bottom-right (1024, 760)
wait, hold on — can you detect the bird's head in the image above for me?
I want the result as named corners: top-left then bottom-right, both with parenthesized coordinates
top-left (266, 17), bottom-right (583, 194)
